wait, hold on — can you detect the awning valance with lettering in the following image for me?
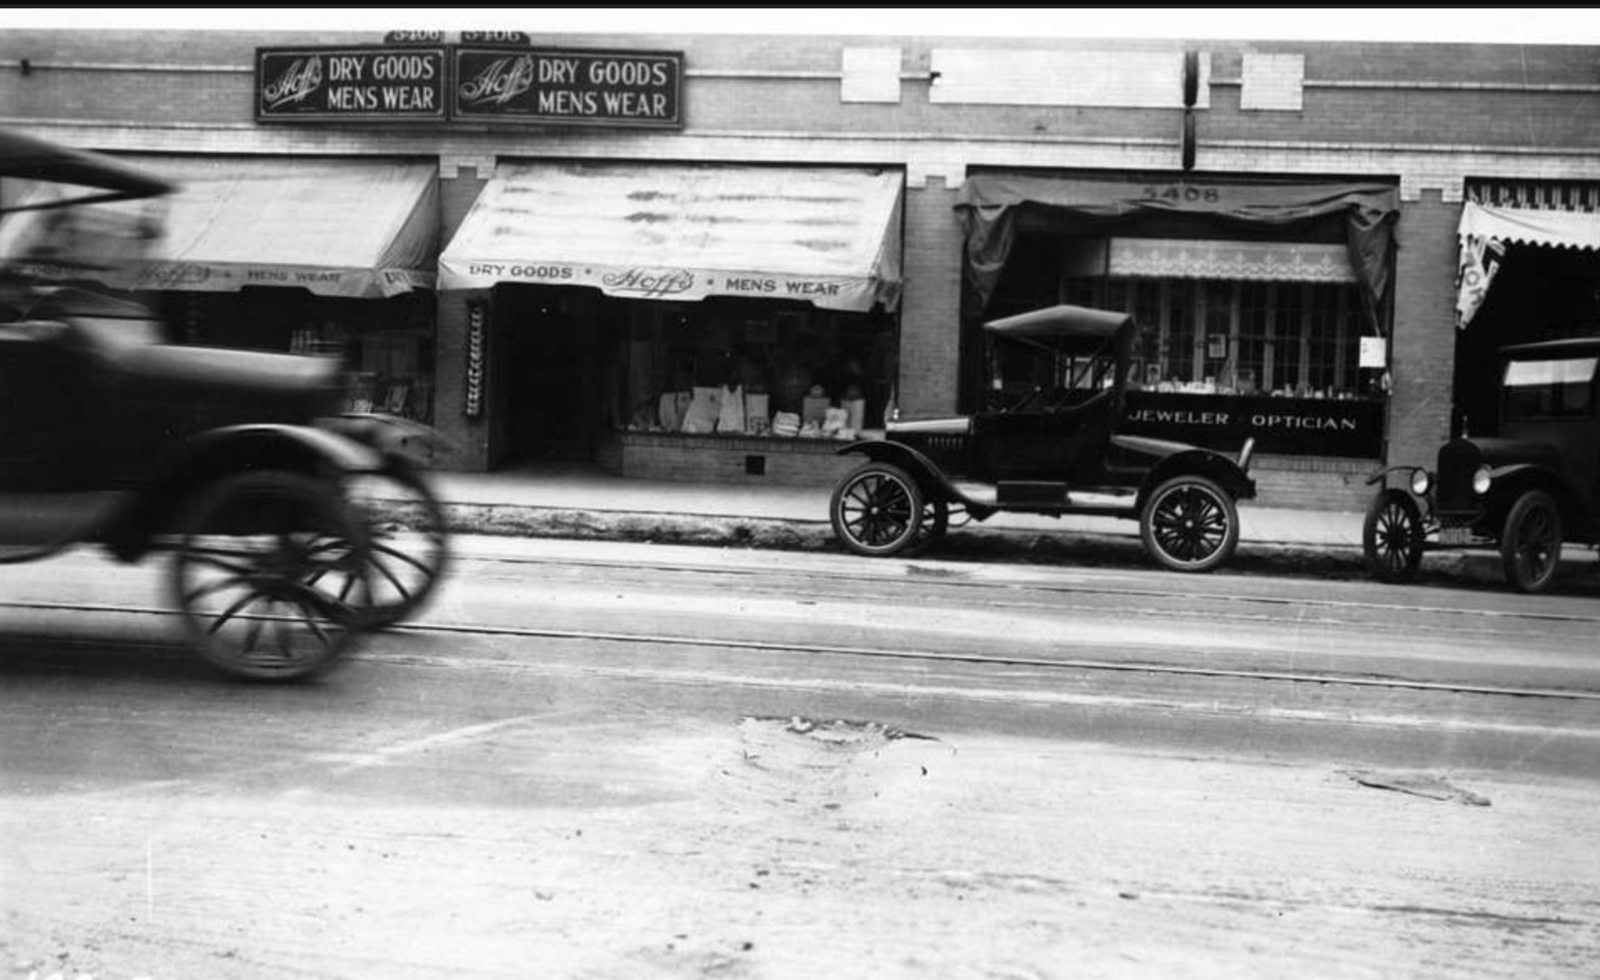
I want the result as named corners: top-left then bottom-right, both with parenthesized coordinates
top-left (438, 161), bottom-right (904, 312)
top-left (1455, 201), bottom-right (1600, 328)
top-left (0, 156), bottom-right (438, 298)
top-left (1063, 237), bottom-right (1358, 282)
top-left (954, 174), bottom-right (1398, 325)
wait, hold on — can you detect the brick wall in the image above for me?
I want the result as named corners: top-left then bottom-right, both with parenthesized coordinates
top-left (615, 434), bottom-right (858, 486)
top-left (1389, 190), bottom-right (1459, 467)
top-left (899, 176), bottom-right (964, 416)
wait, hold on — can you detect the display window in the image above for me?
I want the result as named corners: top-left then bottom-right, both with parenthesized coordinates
top-left (614, 296), bottom-right (898, 442)
top-left (159, 287), bottom-right (438, 423)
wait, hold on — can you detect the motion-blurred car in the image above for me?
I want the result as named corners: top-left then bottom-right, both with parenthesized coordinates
top-left (0, 127), bottom-right (450, 679)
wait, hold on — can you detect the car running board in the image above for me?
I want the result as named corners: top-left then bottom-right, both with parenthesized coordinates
top-left (950, 481), bottom-right (1139, 513)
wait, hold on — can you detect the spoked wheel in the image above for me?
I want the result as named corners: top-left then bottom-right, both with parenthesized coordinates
top-left (170, 471), bottom-right (370, 682)
top-left (904, 499), bottom-right (950, 558)
top-left (1500, 489), bottom-right (1562, 594)
top-left (1362, 489), bottom-right (1424, 583)
top-left (830, 462), bottom-right (926, 557)
top-left (1139, 475), bottom-right (1240, 573)
top-left (332, 461), bottom-right (453, 629)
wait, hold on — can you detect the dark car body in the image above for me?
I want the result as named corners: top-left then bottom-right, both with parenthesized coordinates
top-left (1, 126), bottom-right (450, 679)
top-left (829, 304), bottom-right (1258, 572)
top-left (1363, 336), bottom-right (1600, 592)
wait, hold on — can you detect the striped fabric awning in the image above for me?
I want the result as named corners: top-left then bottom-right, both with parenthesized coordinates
top-left (438, 161), bottom-right (904, 312)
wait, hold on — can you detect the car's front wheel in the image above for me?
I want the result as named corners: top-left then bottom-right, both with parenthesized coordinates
top-left (1139, 474), bottom-right (1240, 573)
top-left (1362, 489), bottom-right (1424, 583)
top-left (170, 471), bottom-right (369, 682)
top-left (830, 462), bottom-right (926, 557)
top-left (1500, 489), bottom-right (1562, 593)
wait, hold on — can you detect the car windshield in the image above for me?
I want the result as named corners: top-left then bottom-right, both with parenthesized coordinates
top-left (1501, 355), bottom-right (1597, 419)
top-left (989, 333), bottom-right (1118, 409)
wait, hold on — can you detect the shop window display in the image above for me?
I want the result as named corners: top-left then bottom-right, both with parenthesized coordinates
top-left (618, 298), bottom-right (896, 442)
top-left (162, 287), bottom-right (437, 423)
top-left (1066, 276), bottom-right (1374, 400)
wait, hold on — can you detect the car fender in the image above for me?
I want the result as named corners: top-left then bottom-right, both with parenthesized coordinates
top-left (835, 440), bottom-right (974, 508)
top-left (317, 412), bottom-right (458, 469)
top-left (1481, 462), bottom-right (1586, 529)
top-left (100, 424), bottom-right (384, 560)
top-left (1139, 448), bottom-right (1257, 506)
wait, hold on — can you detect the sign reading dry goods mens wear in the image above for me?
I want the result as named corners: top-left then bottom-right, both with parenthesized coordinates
top-left (451, 47), bottom-right (682, 127)
top-left (256, 46), bottom-right (447, 121)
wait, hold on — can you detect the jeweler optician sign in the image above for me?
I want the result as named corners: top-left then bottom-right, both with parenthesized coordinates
top-left (256, 46), bottom-right (447, 121)
top-left (451, 47), bottom-right (682, 127)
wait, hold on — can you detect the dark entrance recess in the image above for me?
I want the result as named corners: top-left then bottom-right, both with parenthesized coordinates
top-left (1454, 245), bottom-right (1600, 438)
top-left (496, 286), bottom-right (606, 465)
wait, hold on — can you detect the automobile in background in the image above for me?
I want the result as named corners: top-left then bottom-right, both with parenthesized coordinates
top-left (828, 304), bottom-right (1258, 572)
top-left (1363, 336), bottom-right (1600, 593)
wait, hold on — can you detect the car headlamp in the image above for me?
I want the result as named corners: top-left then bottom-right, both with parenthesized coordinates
top-left (1472, 465), bottom-right (1492, 495)
top-left (1409, 469), bottom-right (1432, 496)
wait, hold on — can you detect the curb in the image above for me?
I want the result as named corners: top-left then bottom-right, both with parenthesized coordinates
top-left (371, 499), bottom-right (1598, 593)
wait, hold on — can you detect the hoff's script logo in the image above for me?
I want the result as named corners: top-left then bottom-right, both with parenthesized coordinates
top-left (460, 55), bottom-right (535, 105)
top-left (602, 267), bottom-right (695, 299)
top-left (264, 56), bottom-right (323, 108)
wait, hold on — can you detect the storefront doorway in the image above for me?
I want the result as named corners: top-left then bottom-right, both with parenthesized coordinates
top-left (496, 285), bottom-right (606, 465)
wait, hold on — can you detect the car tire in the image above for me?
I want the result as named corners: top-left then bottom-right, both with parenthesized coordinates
top-left (830, 462), bottom-right (927, 557)
top-left (1362, 489), bottom-right (1424, 583)
top-left (1139, 474), bottom-right (1240, 573)
top-left (169, 470), bottom-right (369, 682)
top-left (903, 499), bottom-right (949, 558)
top-left (1500, 489), bottom-right (1562, 593)
top-left (337, 459), bottom-right (453, 630)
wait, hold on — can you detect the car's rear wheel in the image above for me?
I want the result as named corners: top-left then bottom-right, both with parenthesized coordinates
top-left (1362, 489), bottom-right (1424, 583)
top-left (170, 471), bottom-right (369, 682)
top-left (1139, 474), bottom-right (1240, 573)
top-left (830, 462), bottom-right (926, 557)
top-left (1500, 489), bottom-right (1562, 593)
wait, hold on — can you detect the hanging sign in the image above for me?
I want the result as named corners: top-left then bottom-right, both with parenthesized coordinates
top-left (256, 46), bottom-right (448, 121)
top-left (450, 47), bottom-right (683, 128)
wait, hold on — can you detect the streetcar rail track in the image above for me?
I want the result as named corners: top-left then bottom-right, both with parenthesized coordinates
top-left (4, 597), bottom-right (1598, 703)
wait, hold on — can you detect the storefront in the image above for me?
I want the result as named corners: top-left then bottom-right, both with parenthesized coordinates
top-left (437, 160), bottom-right (904, 481)
top-left (954, 172), bottom-right (1400, 470)
top-left (1453, 187), bottom-right (1600, 438)
top-left (0, 154), bottom-right (441, 422)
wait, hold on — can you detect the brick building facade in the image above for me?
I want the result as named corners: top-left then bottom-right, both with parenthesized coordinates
top-left (3, 28), bottom-right (1598, 509)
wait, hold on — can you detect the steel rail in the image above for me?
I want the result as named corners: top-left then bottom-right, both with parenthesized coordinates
top-left (4, 597), bottom-right (1598, 703)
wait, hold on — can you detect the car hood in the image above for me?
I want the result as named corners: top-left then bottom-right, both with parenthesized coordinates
top-left (1442, 435), bottom-right (1561, 470)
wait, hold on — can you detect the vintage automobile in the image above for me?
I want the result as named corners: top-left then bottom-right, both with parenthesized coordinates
top-left (0, 127), bottom-right (451, 680)
top-left (1363, 336), bottom-right (1600, 593)
top-left (828, 304), bottom-right (1258, 572)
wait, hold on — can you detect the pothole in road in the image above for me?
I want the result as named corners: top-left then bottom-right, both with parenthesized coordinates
top-left (746, 715), bottom-right (934, 746)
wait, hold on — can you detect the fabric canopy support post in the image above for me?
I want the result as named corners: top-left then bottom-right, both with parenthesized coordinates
top-left (1455, 201), bottom-right (1600, 329)
top-left (0, 155), bottom-right (439, 298)
top-left (438, 161), bottom-right (905, 313)
top-left (953, 173), bottom-right (1400, 334)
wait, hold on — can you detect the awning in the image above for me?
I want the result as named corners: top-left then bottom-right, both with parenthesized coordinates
top-left (955, 174), bottom-right (1398, 322)
top-left (438, 161), bottom-right (904, 312)
top-left (1459, 201), bottom-right (1600, 252)
top-left (0, 156), bottom-right (438, 298)
top-left (1454, 201), bottom-right (1600, 328)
